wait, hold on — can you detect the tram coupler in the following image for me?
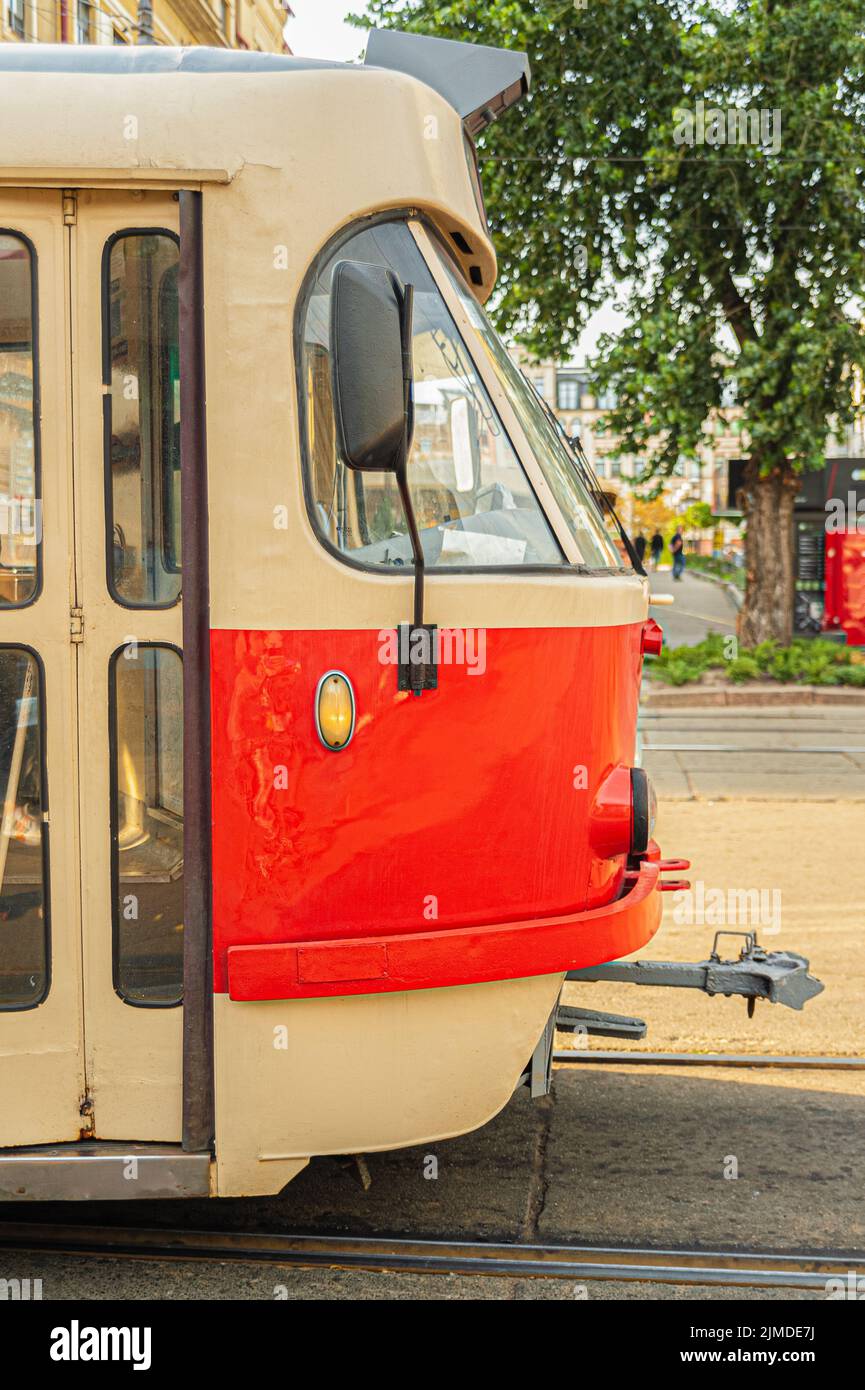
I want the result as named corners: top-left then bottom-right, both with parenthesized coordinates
top-left (567, 931), bottom-right (824, 1013)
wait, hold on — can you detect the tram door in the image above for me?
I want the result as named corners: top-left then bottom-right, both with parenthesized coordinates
top-left (0, 188), bottom-right (183, 1147)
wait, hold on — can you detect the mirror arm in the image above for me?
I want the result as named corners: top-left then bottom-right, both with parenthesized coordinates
top-left (397, 470), bottom-right (424, 628)
top-left (395, 283), bottom-right (436, 694)
top-left (396, 283), bottom-right (425, 630)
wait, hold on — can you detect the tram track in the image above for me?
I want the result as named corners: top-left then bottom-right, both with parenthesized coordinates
top-left (552, 1051), bottom-right (865, 1069)
top-left (0, 1221), bottom-right (862, 1289)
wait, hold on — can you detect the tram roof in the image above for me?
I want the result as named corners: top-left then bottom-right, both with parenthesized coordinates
top-left (0, 45), bottom-right (342, 75)
top-left (0, 30), bottom-right (530, 138)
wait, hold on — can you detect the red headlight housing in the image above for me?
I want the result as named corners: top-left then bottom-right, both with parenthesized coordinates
top-left (590, 765), bottom-right (656, 859)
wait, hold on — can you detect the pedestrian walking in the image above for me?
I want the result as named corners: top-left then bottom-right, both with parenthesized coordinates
top-left (671, 527), bottom-right (686, 580)
top-left (649, 531), bottom-right (664, 569)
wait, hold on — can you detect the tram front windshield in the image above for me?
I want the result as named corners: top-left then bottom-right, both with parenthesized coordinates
top-left (428, 234), bottom-right (631, 571)
top-left (301, 219), bottom-right (628, 572)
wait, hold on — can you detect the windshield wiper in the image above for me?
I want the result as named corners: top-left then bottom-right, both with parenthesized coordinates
top-left (525, 374), bottom-right (646, 577)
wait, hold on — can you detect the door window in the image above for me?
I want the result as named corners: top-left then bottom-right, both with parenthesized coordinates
top-left (0, 233), bottom-right (40, 606)
top-left (110, 643), bottom-right (183, 1006)
top-left (104, 232), bottom-right (181, 606)
top-left (0, 648), bottom-right (47, 1009)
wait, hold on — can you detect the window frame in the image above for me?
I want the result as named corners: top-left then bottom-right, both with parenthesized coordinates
top-left (76, 0), bottom-right (92, 43)
top-left (557, 376), bottom-right (582, 412)
top-left (0, 227), bottom-right (43, 610)
top-left (100, 227), bottom-right (181, 611)
top-left (6, 0), bottom-right (25, 38)
top-left (294, 211), bottom-right (572, 579)
top-left (0, 643), bottom-right (51, 1012)
top-left (108, 640), bottom-right (183, 1010)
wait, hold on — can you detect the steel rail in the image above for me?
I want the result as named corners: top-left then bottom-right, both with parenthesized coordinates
top-left (642, 743), bottom-right (865, 754)
top-left (553, 1051), bottom-right (865, 1069)
top-left (0, 1222), bottom-right (861, 1289)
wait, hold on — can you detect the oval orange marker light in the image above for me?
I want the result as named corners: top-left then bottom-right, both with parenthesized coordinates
top-left (315, 671), bottom-right (355, 751)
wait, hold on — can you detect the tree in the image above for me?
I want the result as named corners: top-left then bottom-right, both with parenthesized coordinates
top-left (356, 1), bottom-right (865, 642)
top-left (684, 501), bottom-right (716, 530)
top-left (631, 495), bottom-right (676, 540)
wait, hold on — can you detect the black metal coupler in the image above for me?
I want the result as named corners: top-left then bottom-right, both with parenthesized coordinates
top-left (568, 931), bottom-right (824, 1013)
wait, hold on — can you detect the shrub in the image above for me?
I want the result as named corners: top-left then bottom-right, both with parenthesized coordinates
top-left (727, 655), bottom-right (761, 682)
top-left (646, 633), bottom-right (864, 686)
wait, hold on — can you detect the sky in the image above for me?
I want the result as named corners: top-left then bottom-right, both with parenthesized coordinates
top-left (284, 1), bottom-right (370, 62)
top-left (283, 2), bottom-right (620, 365)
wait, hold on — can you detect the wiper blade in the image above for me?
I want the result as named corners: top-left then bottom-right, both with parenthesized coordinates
top-left (524, 373), bottom-right (645, 577)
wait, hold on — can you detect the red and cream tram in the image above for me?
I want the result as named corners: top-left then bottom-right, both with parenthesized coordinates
top-left (0, 31), bottom-right (818, 1199)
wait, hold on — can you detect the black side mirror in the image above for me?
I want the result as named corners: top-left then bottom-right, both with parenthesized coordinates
top-left (330, 260), bottom-right (413, 472)
top-left (329, 260), bottom-right (435, 694)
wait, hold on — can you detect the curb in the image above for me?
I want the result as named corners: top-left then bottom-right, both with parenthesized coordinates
top-left (643, 683), bottom-right (865, 709)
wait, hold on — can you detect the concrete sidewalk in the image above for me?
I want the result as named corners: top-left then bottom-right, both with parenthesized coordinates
top-left (648, 568), bottom-right (739, 647)
top-left (641, 705), bottom-right (865, 799)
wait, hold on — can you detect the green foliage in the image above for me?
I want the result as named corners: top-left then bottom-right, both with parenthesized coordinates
top-left (727, 654), bottom-right (762, 682)
top-left (647, 634), bottom-right (865, 685)
top-left (687, 554), bottom-right (746, 589)
top-left (683, 502), bottom-right (715, 530)
top-left (648, 630), bottom-right (729, 683)
top-left (355, 1), bottom-right (865, 492)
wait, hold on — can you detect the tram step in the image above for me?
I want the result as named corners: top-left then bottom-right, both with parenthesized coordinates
top-left (555, 1004), bottom-right (647, 1041)
top-left (0, 1141), bottom-right (211, 1201)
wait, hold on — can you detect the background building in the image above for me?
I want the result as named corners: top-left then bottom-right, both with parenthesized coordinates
top-left (515, 352), bottom-right (865, 557)
top-left (516, 355), bottom-right (743, 519)
top-left (1, 0), bottom-right (291, 50)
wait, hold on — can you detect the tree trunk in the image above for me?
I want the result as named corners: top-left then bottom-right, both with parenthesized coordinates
top-left (738, 459), bottom-right (800, 647)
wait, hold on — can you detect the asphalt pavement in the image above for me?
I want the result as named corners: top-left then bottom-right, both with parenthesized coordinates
top-left (648, 567), bottom-right (740, 647)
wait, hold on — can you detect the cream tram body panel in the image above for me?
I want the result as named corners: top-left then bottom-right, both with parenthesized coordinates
top-left (213, 977), bottom-right (564, 1197)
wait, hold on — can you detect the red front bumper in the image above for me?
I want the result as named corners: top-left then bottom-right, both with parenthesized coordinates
top-left (227, 851), bottom-right (687, 1002)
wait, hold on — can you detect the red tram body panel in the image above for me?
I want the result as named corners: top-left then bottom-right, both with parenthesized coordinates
top-left (210, 621), bottom-right (646, 996)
